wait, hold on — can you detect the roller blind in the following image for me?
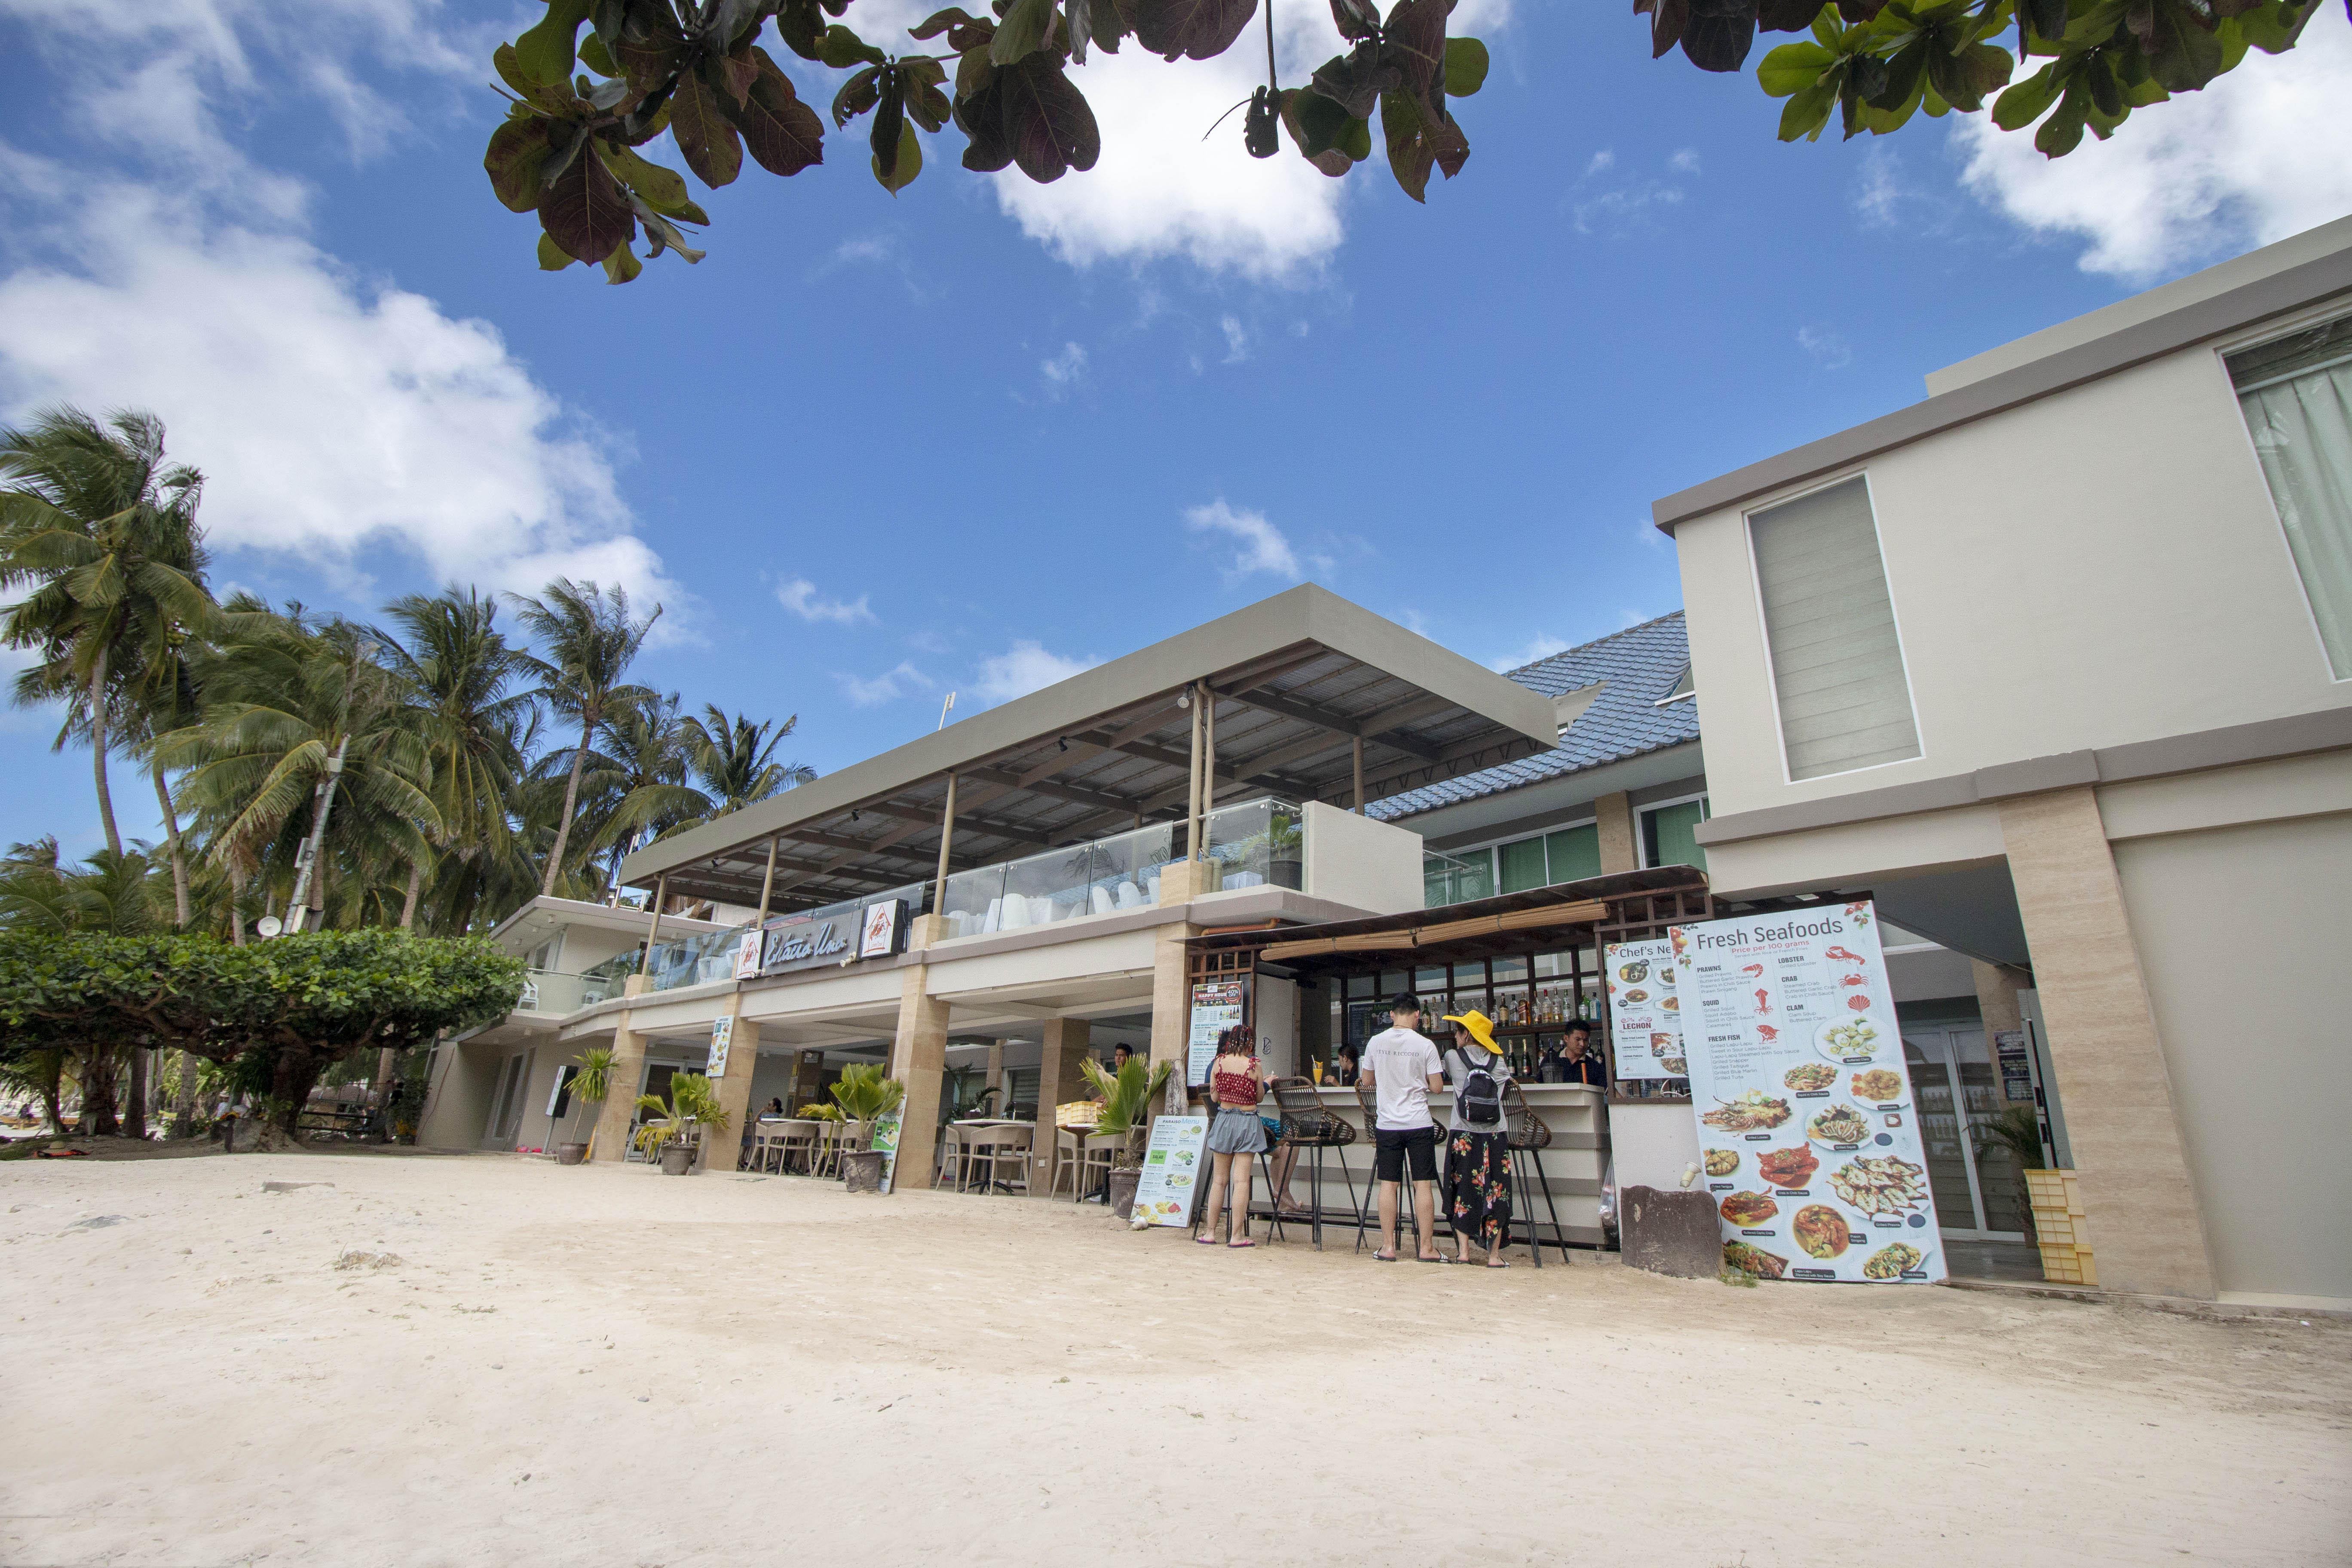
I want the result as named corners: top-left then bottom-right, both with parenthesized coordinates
top-left (2227, 315), bottom-right (2352, 680)
top-left (1749, 477), bottom-right (1922, 781)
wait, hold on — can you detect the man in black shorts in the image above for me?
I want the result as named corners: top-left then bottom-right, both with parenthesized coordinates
top-left (1359, 992), bottom-right (1446, 1262)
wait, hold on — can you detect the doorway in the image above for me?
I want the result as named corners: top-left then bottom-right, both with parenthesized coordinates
top-left (485, 1048), bottom-right (534, 1147)
top-left (1903, 1026), bottom-right (2028, 1241)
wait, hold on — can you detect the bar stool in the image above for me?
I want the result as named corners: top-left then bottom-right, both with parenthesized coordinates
top-left (1503, 1082), bottom-right (1569, 1266)
top-left (1351, 1082), bottom-right (1439, 1259)
top-left (1267, 1078), bottom-right (1357, 1251)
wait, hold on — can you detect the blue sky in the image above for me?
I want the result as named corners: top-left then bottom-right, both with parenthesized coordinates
top-left (3, 0), bottom-right (2348, 858)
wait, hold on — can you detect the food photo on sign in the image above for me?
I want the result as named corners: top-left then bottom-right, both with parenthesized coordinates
top-left (1671, 901), bottom-right (1945, 1284)
top-left (1602, 938), bottom-right (1684, 1079)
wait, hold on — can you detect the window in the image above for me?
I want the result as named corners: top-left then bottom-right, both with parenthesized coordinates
top-left (1498, 836), bottom-right (1549, 894)
top-left (2228, 314), bottom-right (2352, 680)
top-left (1642, 797), bottom-right (1709, 872)
top-left (1748, 476), bottom-right (1922, 780)
top-left (1423, 847), bottom-right (1494, 907)
top-left (1425, 823), bottom-right (1605, 907)
top-left (1544, 824), bottom-right (1601, 882)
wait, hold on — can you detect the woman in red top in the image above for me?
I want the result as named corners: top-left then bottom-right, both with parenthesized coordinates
top-left (1197, 1026), bottom-right (1268, 1248)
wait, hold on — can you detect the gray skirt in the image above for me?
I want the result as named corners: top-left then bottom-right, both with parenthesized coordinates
top-left (1207, 1106), bottom-right (1266, 1155)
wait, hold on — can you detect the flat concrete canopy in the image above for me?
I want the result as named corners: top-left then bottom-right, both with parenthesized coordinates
top-left (621, 585), bottom-right (1560, 911)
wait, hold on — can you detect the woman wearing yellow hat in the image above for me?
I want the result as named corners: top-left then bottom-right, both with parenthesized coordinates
top-left (1438, 1008), bottom-right (1516, 1268)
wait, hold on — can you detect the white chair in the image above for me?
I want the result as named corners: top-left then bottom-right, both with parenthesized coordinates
top-left (982, 897), bottom-right (1003, 933)
top-left (1000, 895), bottom-right (1029, 930)
top-left (1088, 886), bottom-right (1115, 916)
top-left (960, 1124), bottom-right (1033, 1194)
top-left (1113, 881), bottom-right (1142, 910)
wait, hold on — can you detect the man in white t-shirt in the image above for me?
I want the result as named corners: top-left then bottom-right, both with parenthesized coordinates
top-left (1360, 993), bottom-right (1446, 1262)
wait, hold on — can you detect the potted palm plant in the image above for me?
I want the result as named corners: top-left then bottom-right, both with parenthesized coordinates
top-left (559, 1047), bottom-right (614, 1165)
top-left (1081, 1057), bottom-right (1173, 1218)
top-left (633, 1071), bottom-right (729, 1175)
top-left (830, 1063), bottom-right (905, 1191)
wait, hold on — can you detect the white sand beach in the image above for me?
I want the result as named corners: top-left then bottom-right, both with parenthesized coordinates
top-left (3, 1151), bottom-right (2346, 1567)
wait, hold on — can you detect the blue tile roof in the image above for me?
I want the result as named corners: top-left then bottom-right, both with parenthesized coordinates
top-left (1372, 612), bottom-right (1699, 821)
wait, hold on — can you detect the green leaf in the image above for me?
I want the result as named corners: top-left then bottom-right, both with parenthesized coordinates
top-left (990, 0), bottom-right (1057, 65)
top-left (911, 6), bottom-right (980, 40)
top-left (1277, 89), bottom-right (1354, 175)
top-left (577, 31), bottom-right (619, 77)
top-left (1128, 0), bottom-right (1259, 62)
top-left (484, 116), bottom-right (557, 212)
top-left (1380, 89), bottom-right (1433, 202)
top-left (2033, 79), bottom-right (2091, 155)
top-left (998, 53), bottom-right (1099, 182)
top-left (903, 58), bottom-right (953, 132)
top-left (820, 24), bottom-right (888, 67)
top-left (600, 243), bottom-right (643, 284)
top-left (1758, 38), bottom-right (1838, 95)
top-left (834, 64), bottom-right (885, 127)
top-left (1991, 57), bottom-right (2061, 127)
top-left (540, 136), bottom-right (636, 261)
top-left (515, 0), bottom-right (593, 88)
top-left (872, 119), bottom-right (922, 193)
top-left (495, 43), bottom-right (575, 113)
top-left (537, 232), bottom-right (576, 270)
top-left (1777, 74), bottom-right (1841, 139)
top-left (631, 199), bottom-right (707, 262)
top-left (1442, 36), bottom-right (1489, 95)
top-left (592, 140), bottom-right (691, 212)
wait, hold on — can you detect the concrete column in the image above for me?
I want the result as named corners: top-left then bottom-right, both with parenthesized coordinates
top-left (589, 974), bottom-right (652, 1163)
top-left (1031, 1017), bottom-right (1093, 1191)
top-left (697, 1000), bottom-right (759, 1173)
top-left (985, 1039), bottom-right (1005, 1105)
top-left (1998, 786), bottom-right (2217, 1300)
top-left (1596, 791), bottom-right (1638, 874)
top-left (1971, 959), bottom-right (2027, 1037)
top-left (888, 915), bottom-right (950, 1191)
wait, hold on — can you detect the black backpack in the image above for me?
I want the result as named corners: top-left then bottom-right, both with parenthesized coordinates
top-left (1458, 1055), bottom-right (1504, 1127)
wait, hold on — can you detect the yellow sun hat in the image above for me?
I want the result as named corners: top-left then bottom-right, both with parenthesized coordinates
top-left (1441, 1009), bottom-right (1501, 1054)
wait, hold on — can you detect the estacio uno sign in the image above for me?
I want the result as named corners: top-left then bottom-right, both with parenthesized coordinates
top-left (755, 897), bottom-right (909, 977)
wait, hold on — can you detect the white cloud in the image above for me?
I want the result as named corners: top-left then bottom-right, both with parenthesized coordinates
top-left (1797, 325), bottom-right (1853, 369)
top-left (1185, 499), bottom-right (1302, 579)
top-left (1219, 314), bottom-right (1251, 363)
top-left (1584, 149), bottom-right (1616, 177)
top-left (1668, 147), bottom-right (1702, 175)
top-left (974, 640), bottom-right (1100, 704)
top-left (777, 577), bottom-right (876, 625)
top-left (1040, 341), bottom-right (1088, 392)
top-left (837, 661), bottom-right (931, 706)
top-left (1570, 147), bottom-right (1698, 237)
top-left (1490, 634), bottom-right (1568, 672)
top-left (1855, 144), bottom-right (1905, 229)
top-left (1954, 15), bottom-right (2352, 281)
top-left (0, 0), bottom-right (680, 612)
top-left (986, 0), bottom-right (1513, 278)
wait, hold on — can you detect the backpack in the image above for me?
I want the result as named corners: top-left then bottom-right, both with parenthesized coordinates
top-left (1458, 1055), bottom-right (1504, 1128)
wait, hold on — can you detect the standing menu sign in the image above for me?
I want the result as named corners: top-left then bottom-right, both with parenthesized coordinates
top-left (872, 1110), bottom-right (904, 1194)
top-left (1129, 1114), bottom-right (1209, 1226)
top-left (1602, 939), bottom-right (1683, 1080)
top-left (1187, 980), bottom-right (1245, 1087)
top-left (1672, 901), bottom-right (1946, 1284)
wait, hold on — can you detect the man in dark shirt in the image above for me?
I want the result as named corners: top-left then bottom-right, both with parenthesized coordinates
top-left (1539, 1020), bottom-right (1608, 1087)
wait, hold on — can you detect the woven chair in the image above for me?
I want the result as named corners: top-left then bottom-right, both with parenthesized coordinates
top-left (1266, 1077), bottom-right (1357, 1252)
top-left (961, 1122), bottom-right (1034, 1194)
top-left (1503, 1082), bottom-right (1569, 1265)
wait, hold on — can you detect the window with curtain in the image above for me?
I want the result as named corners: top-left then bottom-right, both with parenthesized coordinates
top-left (1749, 476), bottom-right (1922, 780)
top-left (1642, 798), bottom-right (1710, 872)
top-left (1544, 824), bottom-right (1600, 882)
top-left (1498, 836), bottom-right (1549, 894)
top-left (2228, 314), bottom-right (2352, 680)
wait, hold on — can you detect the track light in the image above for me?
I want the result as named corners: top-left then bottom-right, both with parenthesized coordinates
top-left (1177, 691), bottom-right (1191, 708)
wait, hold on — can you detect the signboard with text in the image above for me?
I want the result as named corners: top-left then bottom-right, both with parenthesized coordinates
top-left (1603, 938), bottom-right (1682, 1081)
top-left (1673, 902), bottom-right (1946, 1285)
top-left (707, 1015), bottom-right (735, 1081)
top-left (1129, 1114), bottom-right (1209, 1226)
top-left (1186, 980), bottom-right (1246, 1088)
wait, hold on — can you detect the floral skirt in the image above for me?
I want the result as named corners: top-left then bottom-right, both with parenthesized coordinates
top-left (1446, 1130), bottom-right (1513, 1250)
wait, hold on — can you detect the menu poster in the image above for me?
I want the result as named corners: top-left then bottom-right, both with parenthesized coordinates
top-left (1187, 980), bottom-right (1246, 1087)
top-left (1671, 901), bottom-right (1946, 1285)
top-left (1129, 1115), bottom-right (1208, 1227)
top-left (871, 1111), bottom-right (904, 1194)
top-left (1602, 939), bottom-right (1683, 1081)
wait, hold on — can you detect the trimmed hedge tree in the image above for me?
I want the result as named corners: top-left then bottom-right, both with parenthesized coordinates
top-left (0, 929), bottom-right (526, 1139)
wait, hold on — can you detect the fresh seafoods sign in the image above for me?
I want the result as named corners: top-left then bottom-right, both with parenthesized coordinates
top-left (1603, 938), bottom-right (1682, 1081)
top-left (1672, 902), bottom-right (1946, 1284)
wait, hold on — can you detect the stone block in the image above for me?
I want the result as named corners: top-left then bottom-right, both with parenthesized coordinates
top-left (1621, 1185), bottom-right (1721, 1280)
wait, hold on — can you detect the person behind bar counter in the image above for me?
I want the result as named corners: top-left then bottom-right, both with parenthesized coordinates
top-left (1538, 1019), bottom-right (1608, 1087)
top-left (1360, 993), bottom-right (1446, 1262)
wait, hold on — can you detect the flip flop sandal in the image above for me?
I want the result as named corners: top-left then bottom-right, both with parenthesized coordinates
top-left (1416, 1255), bottom-right (1446, 1264)
top-left (1372, 1250), bottom-right (1399, 1262)
top-left (1228, 1238), bottom-right (1256, 1248)
top-left (1194, 1234), bottom-right (1219, 1246)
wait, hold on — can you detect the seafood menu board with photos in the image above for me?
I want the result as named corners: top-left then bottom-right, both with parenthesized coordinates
top-left (1603, 939), bottom-right (1682, 1080)
top-left (1672, 902), bottom-right (1946, 1284)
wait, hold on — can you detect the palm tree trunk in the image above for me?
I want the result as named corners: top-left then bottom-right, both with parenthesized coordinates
top-left (542, 716), bottom-right (593, 897)
top-left (152, 758), bottom-right (191, 928)
top-left (79, 1046), bottom-right (120, 1137)
top-left (88, 650), bottom-right (120, 856)
top-left (123, 1047), bottom-right (149, 1140)
top-left (399, 859), bottom-right (424, 929)
top-left (173, 1049), bottom-right (199, 1135)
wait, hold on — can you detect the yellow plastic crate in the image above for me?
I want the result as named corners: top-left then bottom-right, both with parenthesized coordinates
top-left (2025, 1170), bottom-right (2096, 1286)
top-left (2037, 1242), bottom-right (2099, 1287)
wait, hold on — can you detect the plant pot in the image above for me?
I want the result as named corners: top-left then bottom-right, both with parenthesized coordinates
top-left (658, 1143), bottom-right (695, 1176)
top-left (841, 1149), bottom-right (885, 1193)
top-left (556, 1142), bottom-right (588, 1166)
top-left (1106, 1167), bottom-right (1142, 1219)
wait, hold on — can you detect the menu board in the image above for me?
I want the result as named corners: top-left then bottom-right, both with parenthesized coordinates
top-left (1187, 980), bottom-right (1245, 1087)
top-left (1603, 939), bottom-right (1683, 1081)
top-left (872, 1111), bottom-right (903, 1194)
top-left (1128, 1115), bottom-right (1208, 1226)
top-left (1671, 902), bottom-right (1946, 1284)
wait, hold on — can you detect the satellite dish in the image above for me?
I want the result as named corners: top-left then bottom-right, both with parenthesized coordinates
top-left (255, 915), bottom-right (283, 938)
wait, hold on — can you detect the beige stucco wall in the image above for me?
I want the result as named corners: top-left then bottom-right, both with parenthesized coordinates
top-left (2110, 811), bottom-right (2352, 1308)
top-left (1676, 322), bottom-right (2351, 825)
top-left (1301, 801), bottom-right (1422, 914)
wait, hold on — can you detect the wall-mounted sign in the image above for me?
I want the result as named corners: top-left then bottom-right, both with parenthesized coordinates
top-left (733, 930), bottom-right (762, 980)
top-left (707, 1015), bottom-right (735, 1080)
top-left (859, 898), bottom-right (906, 959)
top-left (760, 912), bottom-right (856, 975)
top-left (1603, 938), bottom-right (1681, 1080)
top-left (1187, 980), bottom-right (1246, 1088)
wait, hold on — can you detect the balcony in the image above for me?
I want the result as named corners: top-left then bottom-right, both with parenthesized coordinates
top-left (514, 967), bottom-right (628, 1016)
top-left (939, 799), bottom-right (1301, 939)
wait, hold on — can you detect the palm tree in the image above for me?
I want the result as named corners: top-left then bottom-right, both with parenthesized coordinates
top-left (680, 703), bottom-right (816, 823)
top-left (376, 587), bottom-right (534, 928)
top-left (0, 407), bottom-right (212, 856)
top-left (163, 605), bottom-right (440, 935)
top-left (574, 691), bottom-right (700, 882)
top-left (511, 579), bottom-right (660, 899)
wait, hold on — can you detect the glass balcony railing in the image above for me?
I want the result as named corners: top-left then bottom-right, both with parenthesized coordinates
top-left (937, 798), bottom-right (1301, 940)
top-left (642, 922), bottom-right (756, 993)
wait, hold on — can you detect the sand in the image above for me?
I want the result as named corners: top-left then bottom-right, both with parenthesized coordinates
top-left (3, 1152), bottom-right (2346, 1568)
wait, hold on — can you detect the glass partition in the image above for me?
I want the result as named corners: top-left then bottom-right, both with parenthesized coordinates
top-left (941, 823), bottom-right (1177, 938)
top-left (1201, 797), bottom-right (1302, 892)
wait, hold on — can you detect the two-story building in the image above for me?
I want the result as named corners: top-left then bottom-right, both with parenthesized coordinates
top-left (1657, 216), bottom-right (2352, 1311)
